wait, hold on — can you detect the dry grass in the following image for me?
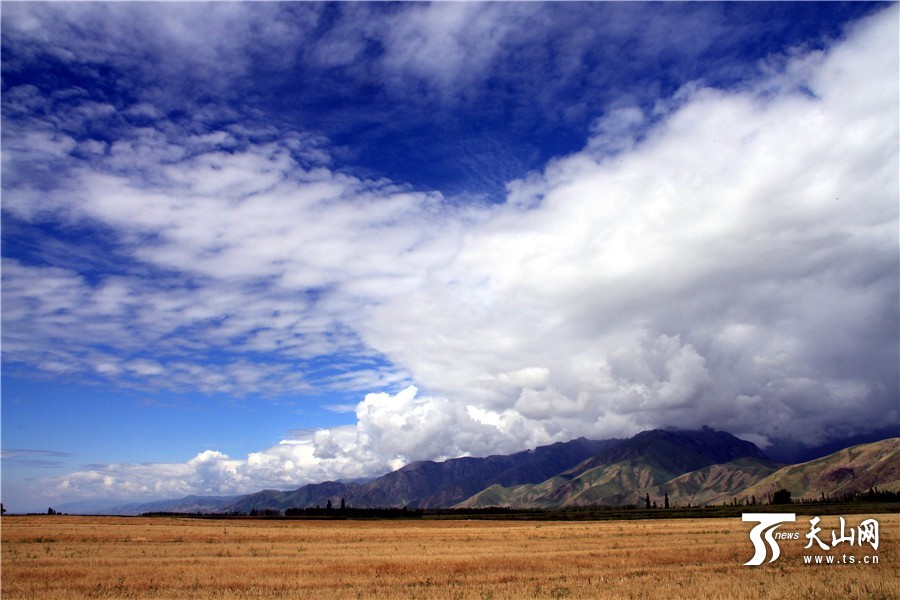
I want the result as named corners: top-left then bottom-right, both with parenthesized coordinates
top-left (1, 514), bottom-right (896, 599)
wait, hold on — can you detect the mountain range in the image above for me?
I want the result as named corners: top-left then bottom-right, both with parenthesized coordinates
top-left (225, 436), bottom-right (621, 513)
top-left (63, 428), bottom-right (899, 515)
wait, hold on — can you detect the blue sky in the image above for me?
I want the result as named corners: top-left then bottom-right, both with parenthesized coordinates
top-left (2, 2), bottom-right (898, 513)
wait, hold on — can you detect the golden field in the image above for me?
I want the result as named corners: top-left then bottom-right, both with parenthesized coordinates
top-left (1, 514), bottom-right (896, 599)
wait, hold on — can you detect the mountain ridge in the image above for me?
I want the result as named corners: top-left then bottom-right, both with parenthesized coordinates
top-left (70, 429), bottom-right (899, 515)
top-left (224, 436), bottom-right (621, 513)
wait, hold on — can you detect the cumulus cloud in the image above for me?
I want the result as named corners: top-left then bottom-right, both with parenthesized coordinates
top-left (354, 5), bottom-right (898, 449)
top-left (54, 451), bottom-right (246, 501)
top-left (4, 5), bottom-right (898, 503)
top-left (45, 384), bottom-right (563, 504)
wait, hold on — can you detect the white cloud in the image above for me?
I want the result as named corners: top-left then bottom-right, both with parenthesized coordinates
top-left (498, 367), bottom-right (551, 390)
top-left (352, 5), bottom-right (898, 449)
top-left (52, 451), bottom-right (246, 501)
top-left (44, 384), bottom-right (553, 504)
top-left (125, 359), bottom-right (165, 377)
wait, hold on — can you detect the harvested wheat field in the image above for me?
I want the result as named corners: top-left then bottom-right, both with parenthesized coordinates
top-left (1, 514), bottom-right (896, 599)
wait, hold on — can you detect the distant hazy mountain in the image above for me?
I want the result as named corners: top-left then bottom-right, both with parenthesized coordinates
top-left (55, 498), bottom-right (140, 515)
top-left (118, 494), bottom-right (246, 515)
top-left (59, 494), bottom-right (244, 516)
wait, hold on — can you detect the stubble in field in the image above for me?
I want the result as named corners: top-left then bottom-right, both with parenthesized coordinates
top-left (1, 514), bottom-right (896, 599)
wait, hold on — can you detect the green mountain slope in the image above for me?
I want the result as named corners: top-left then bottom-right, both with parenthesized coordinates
top-left (648, 457), bottom-right (782, 507)
top-left (458, 428), bottom-right (768, 508)
top-left (739, 438), bottom-right (900, 503)
top-left (458, 435), bottom-right (899, 509)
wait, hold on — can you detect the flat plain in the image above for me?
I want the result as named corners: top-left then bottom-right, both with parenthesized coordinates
top-left (1, 514), bottom-right (896, 599)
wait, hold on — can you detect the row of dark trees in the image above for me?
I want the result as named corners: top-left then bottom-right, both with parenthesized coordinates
top-left (795, 486), bottom-right (900, 504)
top-left (645, 486), bottom-right (900, 509)
top-left (762, 487), bottom-right (900, 505)
top-left (247, 497), bottom-right (423, 518)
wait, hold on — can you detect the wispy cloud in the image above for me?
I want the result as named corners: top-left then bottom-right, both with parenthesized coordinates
top-left (1, 108), bottom-right (453, 394)
top-left (2, 449), bottom-right (72, 469)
